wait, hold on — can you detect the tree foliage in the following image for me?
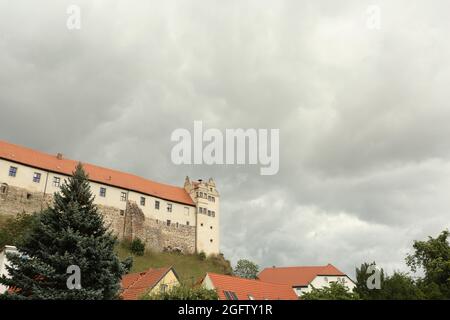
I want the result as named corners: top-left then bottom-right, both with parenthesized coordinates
top-left (355, 262), bottom-right (386, 300)
top-left (0, 163), bottom-right (130, 299)
top-left (406, 230), bottom-right (450, 299)
top-left (130, 238), bottom-right (145, 256)
top-left (233, 259), bottom-right (259, 279)
top-left (301, 282), bottom-right (360, 300)
top-left (143, 284), bottom-right (218, 300)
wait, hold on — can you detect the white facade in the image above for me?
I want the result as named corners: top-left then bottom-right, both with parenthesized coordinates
top-left (0, 245), bottom-right (18, 294)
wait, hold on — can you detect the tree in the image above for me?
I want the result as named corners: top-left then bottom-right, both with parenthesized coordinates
top-left (0, 163), bottom-right (130, 299)
top-left (355, 262), bottom-right (386, 300)
top-left (406, 230), bottom-right (450, 299)
top-left (142, 284), bottom-right (218, 300)
top-left (379, 272), bottom-right (424, 300)
top-left (301, 282), bottom-right (360, 300)
top-left (233, 259), bottom-right (259, 279)
top-left (0, 212), bottom-right (38, 248)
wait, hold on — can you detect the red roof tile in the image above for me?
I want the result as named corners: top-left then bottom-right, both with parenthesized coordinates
top-left (0, 140), bottom-right (195, 206)
top-left (205, 273), bottom-right (298, 300)
top-left (121, 267), bottom-right (174, 300)
top-left (258, 264), bottom-right (346, 287)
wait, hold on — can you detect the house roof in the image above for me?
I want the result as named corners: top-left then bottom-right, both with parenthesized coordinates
top-left (205, 273), bottom-right (298, 300)
top-left (0, 140), bottom-right (195, 206)
top-left (121, 267), bottom-right (176, 300)
top-left (258, 264), bottom-right (346, 287)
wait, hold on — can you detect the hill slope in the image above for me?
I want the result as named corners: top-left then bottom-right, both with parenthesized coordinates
top-left (116, 244), bottom-right (232, 285)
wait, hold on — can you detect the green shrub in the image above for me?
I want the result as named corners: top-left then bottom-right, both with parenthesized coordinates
top-left (197, 251), bottom-right (206, 261)
top-left (130, 238), bottom-right (145, 256)
top-left (142, 284), bottom-right (218, 300)
top-left (0, 212), bottom-right (37, 248)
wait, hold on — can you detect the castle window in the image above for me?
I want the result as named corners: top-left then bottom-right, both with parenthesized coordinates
top-left (208, 196), bottom-right (211, 201)
top-left (199, 192), bottom-right (203, 198)
top-left (210, 226), bottom-right (213, 230)
top-left (33, 172), bottom-right (41, 183)
top-left (140, 197), bottom-right (146, 206)
top-left (8, 166), bottom-right (17, 177)
top-left (0, 184), bottom-right (8, 194)
top-left (167, 203), bottom-right (172, 212)
top-left (210, 239), bottom-right (213, 243)
top-left (211, 197), bottom-right (215, 203)
top-left (210, 188), bottom-right (213, 192)
top-left (99, 187), bottom-right (106, 197)
top-left (212, 211), bottom-right (215, 217)
top-left (52, 176), bottom-right (60, 187)
top-left (155, 200), bottom-right (160, 210)
top-left (200, 223), bottom-right (203, 227)
top-left (120, 210), bottom-right (125, 216)
top-left (120, 192), bottom-right (127, 201)
top-left (176, 222), bottom-right (179, 228)
top-left (166, 220), bottom-right (171, 226)
top-left (26, 193), bottom-right (32, 200)
top-left (186, 221), bottom-right (190, 226)
top-left (208, 210), bottom-right (211, 216)
top-left (196, 192), bottom-right (199, 197)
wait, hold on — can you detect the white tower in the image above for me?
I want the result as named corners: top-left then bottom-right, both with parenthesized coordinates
top-left (185, 177), bottom-right (220, 255)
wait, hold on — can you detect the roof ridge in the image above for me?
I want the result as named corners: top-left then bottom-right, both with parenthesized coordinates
top-left (0, 139), bottom-right (185, 191)
top-left (0, 140), bottom-right (195, 205)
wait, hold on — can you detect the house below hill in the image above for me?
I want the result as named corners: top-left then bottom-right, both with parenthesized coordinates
top-left (121, 266), bottom-right (179, 300)
top-left (201, 272), bottom-right (298, 300)
top-left (258, 264), bottom-right (356, 297)
top-left (0, 245), bottom-right (18, 294)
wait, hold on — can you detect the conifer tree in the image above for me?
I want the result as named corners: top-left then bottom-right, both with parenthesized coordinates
top-left (0, 163), bottom-right (130, 299)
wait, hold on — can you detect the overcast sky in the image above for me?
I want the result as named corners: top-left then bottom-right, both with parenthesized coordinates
top-left (1, 0), bottom-right (450, 277)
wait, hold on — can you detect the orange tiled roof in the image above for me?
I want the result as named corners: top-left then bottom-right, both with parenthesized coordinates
top-left (121, 267), bottom-right (174, 300)
top-left (206, 273), bottom-right (298, 300)
top-left (258, 264), bottom-right (346, 287)
top-left (0, 140), bottom-right (195, 206)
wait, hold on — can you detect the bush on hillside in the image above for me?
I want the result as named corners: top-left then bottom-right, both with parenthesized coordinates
top-left (130, 238), bottom-right (145, 256)
top-left (0, 212), bottom-right (37, 248)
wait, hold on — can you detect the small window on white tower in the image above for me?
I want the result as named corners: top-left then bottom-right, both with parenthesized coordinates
top-left (167, 203), bottom-right (172, 212)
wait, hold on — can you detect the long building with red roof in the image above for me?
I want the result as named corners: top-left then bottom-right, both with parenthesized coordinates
top-left (201, 272), bottom-right (298, 300)
top-left (0, 139), bottom-right (220, 255)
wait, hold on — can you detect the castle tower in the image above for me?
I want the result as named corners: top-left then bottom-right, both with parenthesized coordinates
top-left (185, 176), bottom-right (220, 255)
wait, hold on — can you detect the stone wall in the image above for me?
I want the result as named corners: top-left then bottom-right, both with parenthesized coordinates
top-left (0, 185), bottom-right (52, 217)
top-left (0, 185), bottom-right (196, 254)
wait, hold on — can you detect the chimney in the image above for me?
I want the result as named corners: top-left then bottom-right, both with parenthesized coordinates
top-left (56, 153), bottom-right (63, 160)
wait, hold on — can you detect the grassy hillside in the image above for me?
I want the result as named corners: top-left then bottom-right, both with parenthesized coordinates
top-left (116, 243), bottom-right (232, 285)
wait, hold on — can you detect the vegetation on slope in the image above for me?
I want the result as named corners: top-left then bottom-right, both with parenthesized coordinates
top-left (116, 242), bottom-right (232, 285)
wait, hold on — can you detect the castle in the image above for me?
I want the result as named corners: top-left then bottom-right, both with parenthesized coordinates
top-left (0, 140), bottom-right (219, 255)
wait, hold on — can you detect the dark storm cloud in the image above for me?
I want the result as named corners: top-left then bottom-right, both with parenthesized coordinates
top-left (1, 0), bottom-right (450, 276)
